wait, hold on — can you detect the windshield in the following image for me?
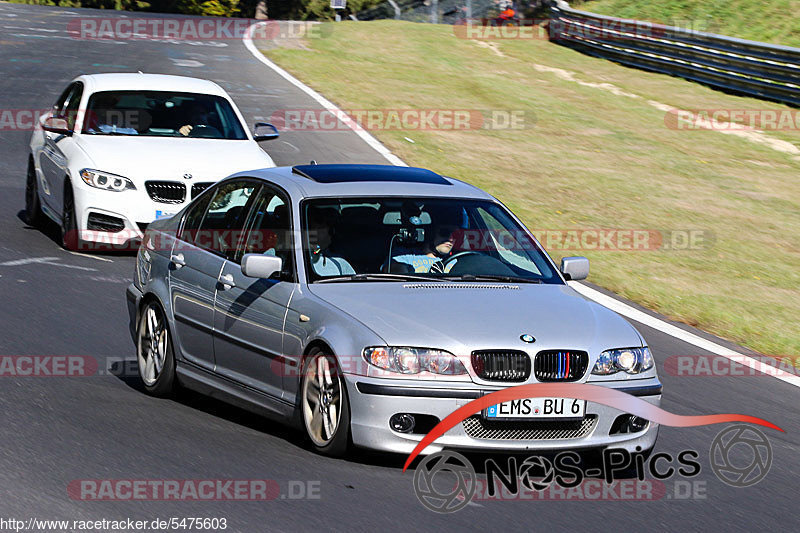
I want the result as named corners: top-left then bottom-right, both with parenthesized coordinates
top-left (301, 197), bottom-right (562, 284)
top-left (81, 90), bottom-right (247, 139)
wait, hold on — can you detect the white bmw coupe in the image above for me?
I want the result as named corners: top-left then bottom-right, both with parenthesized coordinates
top-left (26, 73), bottom-right (280, 250)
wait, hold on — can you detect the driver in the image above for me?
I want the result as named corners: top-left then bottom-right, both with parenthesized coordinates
top-left (177, 100), bottom-right (210, 137)
top-left (390, 206), bottom-right (464, 274)
top-left (307, 206), bottom-right (355, 276)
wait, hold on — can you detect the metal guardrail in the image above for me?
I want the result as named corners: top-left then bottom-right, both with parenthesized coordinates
top-left (549, 0), bottom-right (800, 107)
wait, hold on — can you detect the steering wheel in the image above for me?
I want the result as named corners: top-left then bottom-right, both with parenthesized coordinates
top-left (188, 124), bottom-right (222, 138)
top-left (440, 251), bottom-right (482, 270)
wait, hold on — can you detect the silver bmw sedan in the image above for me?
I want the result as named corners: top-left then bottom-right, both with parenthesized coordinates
top-left (126, 164), bottom-right (661, 457)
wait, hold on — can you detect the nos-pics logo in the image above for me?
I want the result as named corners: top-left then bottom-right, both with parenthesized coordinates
top-left (413, 425), bottom-right (773, 513)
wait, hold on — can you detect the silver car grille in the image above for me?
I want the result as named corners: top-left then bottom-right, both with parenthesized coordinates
top-left (462, 416), bottom-right (597, 440)
top-left (533, 350), bottom-right (589, 382)
top-left (471, 350), bottom-right (531, 382)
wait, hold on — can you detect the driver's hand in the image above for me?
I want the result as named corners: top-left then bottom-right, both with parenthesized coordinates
top-left (429, 260), bottom-right (446, 274)
top-left (179, 125), bottom-right (192, 136)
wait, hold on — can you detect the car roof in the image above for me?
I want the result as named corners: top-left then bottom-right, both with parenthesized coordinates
top-left (76, 73), bottom-right (228, 97)
top-left (231, 164), bottom-right (496, 201)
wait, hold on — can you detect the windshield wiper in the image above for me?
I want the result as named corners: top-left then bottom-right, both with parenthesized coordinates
top-left (315, 273), bottom-right (446, 284)
top-left (444, 274), bottom-right (542, 284)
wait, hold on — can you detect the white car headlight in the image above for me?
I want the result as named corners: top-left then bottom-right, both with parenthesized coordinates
top-left (80, 168), bottom-right (135, 192)
top-left (592, 347), bottom-right (653, 375)
top-left (363, 347), bottom-right (467, 375)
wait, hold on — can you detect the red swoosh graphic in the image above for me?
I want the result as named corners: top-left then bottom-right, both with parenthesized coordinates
top-left (402, 383), bottom-right (783, 471)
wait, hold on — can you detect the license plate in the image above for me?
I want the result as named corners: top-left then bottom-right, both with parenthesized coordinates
top-left (155, 210), bottom-right (175, 220)
top-left (483, 397), bottom-right (585, 420)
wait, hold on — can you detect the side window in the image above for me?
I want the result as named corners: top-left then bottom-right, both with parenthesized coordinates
top-left (180, 190), bottom-right (214, 241)
top-left (475, 207), bottom-right (545, 276)
top-left (193, 180), bottom-right (260, 259)
top-left (63, 82), bottom-right (84, 131)
top-left (235, 187), bottom-right (294, 277)
top-left (52, 84), bottom-right (74, 117)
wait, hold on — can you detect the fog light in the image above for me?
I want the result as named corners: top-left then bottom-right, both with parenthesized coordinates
top-left (629, 416), bottom-right (648, 432)
top-left (390, 413), bottom-right (416, 433)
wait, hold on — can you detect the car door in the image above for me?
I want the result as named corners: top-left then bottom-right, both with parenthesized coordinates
top-left (212, 184), bottom-right (296, 401)
top-left (39, 82), bottom-right (82, 214)
top-left (169, 179), bottom-right (260, 371)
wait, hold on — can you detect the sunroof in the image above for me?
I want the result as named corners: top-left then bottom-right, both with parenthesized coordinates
top-left (292, 164), bottom-right (451, 185)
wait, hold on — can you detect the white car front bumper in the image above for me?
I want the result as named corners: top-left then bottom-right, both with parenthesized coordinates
top-left (73, 178), bottom-right (210, 249)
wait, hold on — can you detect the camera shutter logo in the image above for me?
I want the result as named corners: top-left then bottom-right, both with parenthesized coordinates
top-left (519, 456), bottom-right (555, 491)
top-left (710, 424), bottom-right (772, 487)
top-left (413, 451), bottom-right (476, 513)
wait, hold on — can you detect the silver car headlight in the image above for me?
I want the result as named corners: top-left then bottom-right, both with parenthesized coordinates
top-left (363, 347), bottom-right (468, 375)
top-left (80, 168), bottom-right (135, 192)
top-left (592, 347), bottom-right (654, 375)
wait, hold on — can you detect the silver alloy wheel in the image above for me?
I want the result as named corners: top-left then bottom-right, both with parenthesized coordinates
top-left (137, 304), bottom-right (168, 387)
top-left (302, 354), bottom-right (343, 447)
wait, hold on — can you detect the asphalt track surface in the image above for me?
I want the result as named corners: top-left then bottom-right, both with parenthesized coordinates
top-left (0, 4), bottom-right (798, 532)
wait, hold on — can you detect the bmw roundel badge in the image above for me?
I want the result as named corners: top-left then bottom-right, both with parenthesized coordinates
top-left (520, 334), bottom-right (535, 343)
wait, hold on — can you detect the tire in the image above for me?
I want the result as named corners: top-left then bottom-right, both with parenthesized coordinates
top-left (61, 181), bottom-right (80, 251)
top-left (24, 159), bottom-right (44, 227)
top-left (136, 300), bottom-right (177, 397)
top-left (300, 348), bottom-right (351, 457)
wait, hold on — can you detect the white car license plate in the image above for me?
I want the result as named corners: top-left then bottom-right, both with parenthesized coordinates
top-left (484, 397), bottom-right (585, 420)
top-left (155, 210), bottom-right (175, 220)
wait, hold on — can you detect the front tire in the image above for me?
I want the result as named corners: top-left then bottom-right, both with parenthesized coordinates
top-left (300, 348), bottom-right (351, 457)
top-left (61, 181), bottom-right (80, 251)
top-left (24, 159), bottom-right (44, 227)
top-left (136, 300), bottom-right (177, 397)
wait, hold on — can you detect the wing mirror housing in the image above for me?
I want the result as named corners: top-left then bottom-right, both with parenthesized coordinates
top-left (43, 115), bottom-right (72, 135)
top-left (560, 256), bottom-right (589, 281)
top-left (241, 254), bottom-right (283, 279)
top-left (253, 122), bottom-right (279, 142)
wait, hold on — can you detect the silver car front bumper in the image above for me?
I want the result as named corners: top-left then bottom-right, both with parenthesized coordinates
top-left (345, 375), bottom-right (661, 455)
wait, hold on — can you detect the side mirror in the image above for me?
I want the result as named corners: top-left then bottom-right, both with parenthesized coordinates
top-left (253, 122), bottom-right (279, 142)
top-left (560, 256), bottom-right (589, 281)
top-left (43, 116), bottom-right (72, 135)
top-left (241, 253), bottom-right (283, 279)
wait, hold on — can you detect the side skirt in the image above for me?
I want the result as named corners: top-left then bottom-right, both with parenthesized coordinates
top-left (176, 360), bottom-right (298, 426)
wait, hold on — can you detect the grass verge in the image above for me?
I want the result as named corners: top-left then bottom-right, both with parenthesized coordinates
top-left (577, 0), bottom-right (800, 48)
top-left (260, 20), bottom-right (800, 356)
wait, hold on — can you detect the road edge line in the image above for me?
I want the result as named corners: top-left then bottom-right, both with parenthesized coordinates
top-left (569, 281), bottom-right (800, 388)
top-left (242, 22), bottom-right (406, 167)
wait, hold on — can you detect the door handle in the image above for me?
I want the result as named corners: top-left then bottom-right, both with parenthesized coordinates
top-left (170, 253), bottom-right (186, 268)
top-left (219, 273), bottom-right (236, 290)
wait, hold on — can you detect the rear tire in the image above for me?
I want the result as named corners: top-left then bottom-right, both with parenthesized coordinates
top-left (136, 300), bottom-right (177, 397)
top-left (25, 159), bottom-right (44, 227)
top-left (61, 181), bottom-right (80, 251)
top-left (300, 348), bottom-right (351, 457)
